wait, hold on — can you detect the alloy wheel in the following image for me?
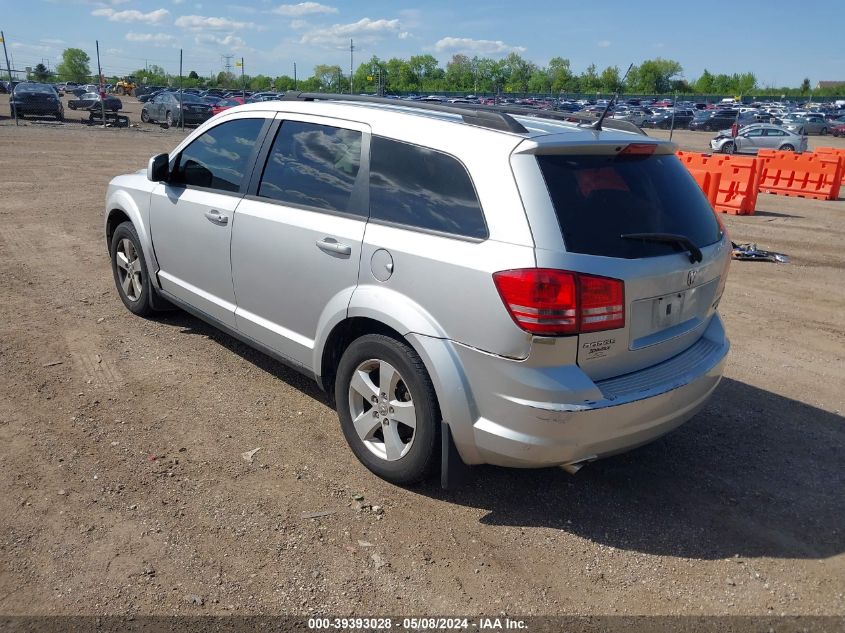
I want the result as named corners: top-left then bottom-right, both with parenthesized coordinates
top-left (347, 359), bottom-right (416, 461)
top-left (115, 238), bottom-right (143, 301)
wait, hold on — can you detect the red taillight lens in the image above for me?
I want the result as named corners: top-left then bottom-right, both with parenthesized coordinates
top-left (579, 274), bottom-right (625, 332)
top-left (493, 269), bottom-right (624, 336)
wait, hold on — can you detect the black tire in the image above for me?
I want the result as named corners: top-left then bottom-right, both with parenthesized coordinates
top-left (821, 127), bottom-right (828, 136)
top-left (335, 334), bottom-right (440, 485)
top-left (722, 141), bottom-right (735, 154)
top-left (781, 144), bottom-right (795, 152)
top-left (140, 109), bottom-right (150, 123)
top-left (165, 110), bottom-right (174, 128)
top-left (68, 102), bottom-right (76, 110)
top-left (55, 109), bottom-right (64, 122)
top-left (110, 221), bottom-right (154, 317)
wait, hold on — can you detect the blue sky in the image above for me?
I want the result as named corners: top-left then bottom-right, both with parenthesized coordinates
top-left (3, 0), bottom-right (843, 86)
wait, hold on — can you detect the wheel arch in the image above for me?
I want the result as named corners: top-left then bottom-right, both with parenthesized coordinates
top-left (104, 188), bottom-right (159, 277)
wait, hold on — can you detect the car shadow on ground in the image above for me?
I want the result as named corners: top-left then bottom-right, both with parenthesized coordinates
top-left (154, 311), bottom-right (844, 561)
top-left (424, 377), bottom-right (845, 561)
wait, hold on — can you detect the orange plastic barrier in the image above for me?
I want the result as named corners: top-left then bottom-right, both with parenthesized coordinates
top-left (676, 151), bottom-right (760, 215)
top-left (757, 149), bottom-right (843, 201)
top-left (813, 147), bottom-right (845, 187)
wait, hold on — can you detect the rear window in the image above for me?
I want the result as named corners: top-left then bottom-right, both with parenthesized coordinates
top-left (537, 153), bottom-right (722, 259)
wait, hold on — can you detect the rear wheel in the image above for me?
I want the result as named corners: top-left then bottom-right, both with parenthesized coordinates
top-left (821, 127), bottom-right (828, 136)
top-left (165, 110), bottom-right (174, 127)
top-left (335, 334), bottom-right (439, 485)
top-left (781, 144), bottom-right (795, 152)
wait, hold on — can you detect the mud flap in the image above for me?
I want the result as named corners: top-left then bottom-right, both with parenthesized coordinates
top-left (441, 421), bottom-right (470, 490)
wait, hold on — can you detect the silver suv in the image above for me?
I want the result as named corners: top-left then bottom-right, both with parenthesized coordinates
top-left (105, 94), bottom-right (731, 484)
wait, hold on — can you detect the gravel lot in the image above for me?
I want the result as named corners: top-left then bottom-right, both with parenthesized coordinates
top-left (0, 95), bottom-right (843, 619)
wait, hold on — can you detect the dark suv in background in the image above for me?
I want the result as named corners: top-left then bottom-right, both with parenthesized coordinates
top-left (10, 82), bottom-right (64, 120)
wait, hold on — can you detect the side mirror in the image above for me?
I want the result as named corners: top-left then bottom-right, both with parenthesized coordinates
top-left (147, 153), bottom-right (169, 182)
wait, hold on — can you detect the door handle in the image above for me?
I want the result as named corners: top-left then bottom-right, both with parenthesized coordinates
top-left (316, 238), bottom-right (352, 256)
top-left (204, 210), bottom-right (228, 225)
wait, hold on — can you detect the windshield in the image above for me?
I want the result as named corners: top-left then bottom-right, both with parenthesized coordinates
top-left (176, 93), bottom-right (205, 103)
top-left (15, 83), bottom-right (55, 94)
top-left (537, 153), bottom-right (722, 259)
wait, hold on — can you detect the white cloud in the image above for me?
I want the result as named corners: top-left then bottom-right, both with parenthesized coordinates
top-left (92, 8), bottom-right (170, 24)
top-left (597, 40), bottom-right (611, 47)
top-left (40, 38), bottom-right (65, 45)
top-left (290, 19), bottom-right (308, 29)
top-left (175, 14), bottom-right (254, 31)
top-left (195, 33), bottom-right (247, 50)
top-left (299, 17), bottom-right (401, 47)
top-left (10, 42), bottom-right (52, 53)
top-left (126, 32), bottom-right (177, 46)
top-left (399, 31), bottom-right (411, 40)
top-left (433, 37), bottom-right (525, 55)
top-left (272, 2), bottom-right (337, 16)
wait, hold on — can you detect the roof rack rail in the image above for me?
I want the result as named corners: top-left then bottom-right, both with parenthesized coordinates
top-left (281, 91), bottom-right (529, 134)
top-left (448, 103), bottom-right (648, 136)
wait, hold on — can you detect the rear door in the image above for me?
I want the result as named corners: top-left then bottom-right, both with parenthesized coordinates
top-left (515, 144), bottom-right (730, 381)
top-left (230, 114), bottom-right (369, 368)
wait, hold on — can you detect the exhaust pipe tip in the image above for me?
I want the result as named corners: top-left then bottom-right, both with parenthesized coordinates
top-left (560, 455), bottom-right (597, 475)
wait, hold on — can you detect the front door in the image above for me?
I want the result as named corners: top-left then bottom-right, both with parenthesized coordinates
top-left (149, 116), bottom-right (268, 327)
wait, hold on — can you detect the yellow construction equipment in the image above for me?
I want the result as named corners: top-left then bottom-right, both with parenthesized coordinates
top-left (114, 76), bottom-right (137, 96)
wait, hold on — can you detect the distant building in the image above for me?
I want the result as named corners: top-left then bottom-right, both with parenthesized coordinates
top-left (816, 81), bottom-right (845, 90)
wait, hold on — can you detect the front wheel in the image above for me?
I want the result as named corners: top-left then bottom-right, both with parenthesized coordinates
top-left (140, 109), bottom-right (150, 123)
top-left (722, 141), bottom-right (735, 154)
top-left (55, 109), bottom-right (64, 121)
top-left (335, 334), bottom-right (440, 485)
top-left (110, 222), bottom-right (154, 317)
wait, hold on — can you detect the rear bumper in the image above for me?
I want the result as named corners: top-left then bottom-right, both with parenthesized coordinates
top-left (428, 315), bottom-right (729, 468)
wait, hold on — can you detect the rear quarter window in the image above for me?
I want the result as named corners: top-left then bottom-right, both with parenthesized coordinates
top-left (537, 153), bottom-right (722, 259)
top-left (369, 136), bottom-right (487, 239)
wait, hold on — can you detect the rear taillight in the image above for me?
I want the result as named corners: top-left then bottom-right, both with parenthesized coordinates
top-left (493, 269), bottom-right (625, 336)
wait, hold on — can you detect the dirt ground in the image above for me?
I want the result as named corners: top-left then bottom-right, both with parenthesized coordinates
top-left (0, 95), bottom-right (843, 619)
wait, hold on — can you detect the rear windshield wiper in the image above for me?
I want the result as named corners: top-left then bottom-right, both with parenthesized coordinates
top-left (621, 233), bottom-right (703, 263)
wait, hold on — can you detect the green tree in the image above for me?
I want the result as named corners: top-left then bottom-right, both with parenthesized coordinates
top-left (547, 57), bottom-right (573, 93)
top-left (312, 64), bottom-right (345, 91)
top-left (56, 48), bottom-right (91, 83)
top-left (274, 75), bottom-right (296, 91)
top-left (800, 77), bottom-right (810, 94)
top-left (188, 70), bottom-right (199, 80)
top-left (445, 54), bottom-right (473, 92)
top-left (580, 63), bottom-right (601, 93)
top-left (629, 58), bottom-right (682, 93)
top-left (599, 65), bottom-right (621, 93)
top-left (502, 52), bottom-right (534, 93)
top-left (694, 68), bottom-right (714, 93)
top-left (32, 63), bottom-right (50, 82)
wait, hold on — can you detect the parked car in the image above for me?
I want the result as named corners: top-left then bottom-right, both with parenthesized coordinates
top-left (642, 108), bottom-right (695, 129)
top-left (832, 124), bottom-right (845, 137)
top-left (710, 124), bottom-right (808, 154)
top-left (141, 92), bottom-right (212, 126)
top-left (611, 109), bottom-right (651, 126)
top-left (781, 115), bottom-right (830, 135)
top-left (68, 92), bottom-right (123, 112)
top-left (688, 109), bottom-right (753, 131)
top-left (104, 96), bottom-right (731, 484)
top-left (201, 95), bottom-right (223, 106)
top-left (10, 82), bottom-right (64, 120)
top-left (211, 96), bottom-right (245, 116)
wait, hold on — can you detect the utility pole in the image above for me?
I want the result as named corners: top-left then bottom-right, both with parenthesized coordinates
top-left (293, 61), bottom-right (297, 90)
top-left (96, 40), bottom-right (106, 127)
top-left (349, 38), bottom-right (354, 94)
top-left (179, 48), bottom-right (184, 131)
top-left (1, 31), bottom-right (17, 125)
top-left (238, 57), bottom-right (245, 99)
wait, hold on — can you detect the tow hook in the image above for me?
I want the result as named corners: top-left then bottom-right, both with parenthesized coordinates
top-left (560, 456), bottom-right (597, 475)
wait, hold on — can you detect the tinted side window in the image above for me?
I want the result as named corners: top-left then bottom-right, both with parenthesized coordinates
top-left (258, 121), bottom-right (363, 215)
top-left (369, 137), bottom-right (487, 239)
top-left (172, 118), bottom-right (265, 192)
